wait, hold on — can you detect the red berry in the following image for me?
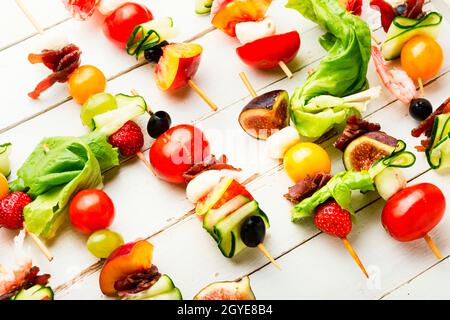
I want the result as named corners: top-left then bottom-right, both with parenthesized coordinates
top-left (314, 199), bottom-right (352, 238)
top-left (108, 121), bottom-right (144, 157)
top-left (0, 192), bottom-right (32, 230)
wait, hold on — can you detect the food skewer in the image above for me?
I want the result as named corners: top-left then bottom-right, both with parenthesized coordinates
top-left (239, 72), bottom-right (257, 98)
top-left (423, 234), bottom-right (443, 260)
top-left (128, 89), bottom-right (158, 177)
top-left (15, 0), bottom-right (44, 35)
top-left (187, 80), bottom-right (218, 111)
top-left (341, 238), bottom-right (368, 278)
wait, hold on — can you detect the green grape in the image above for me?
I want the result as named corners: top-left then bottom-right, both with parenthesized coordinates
top-left (86, 229), bottom-right (124, 259)
top-left (80, 93), bottom-right (118, 129)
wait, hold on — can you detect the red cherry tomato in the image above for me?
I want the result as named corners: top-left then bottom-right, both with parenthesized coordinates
top-left (69, 189), bottom-right (115, 234)
top-left (236, 31), bottom-right (301, 69)
top-left (103, 2), bottom-right (153, 48)
top-left (150, 124), bottom-right (210, 184)
top-left (382, 183), bottom-right (446, 242)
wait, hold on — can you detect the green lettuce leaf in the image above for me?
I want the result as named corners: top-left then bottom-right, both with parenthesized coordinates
top-left (10, 133), bottom-right (119, 238)
top-left (291, 170), bottom-right (375, 223)
top-left (286, 0), bottom-right (371, 138)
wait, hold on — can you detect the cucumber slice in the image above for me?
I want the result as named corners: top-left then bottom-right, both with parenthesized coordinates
top-left (0, 142), bottom-right (12, 177)
top-left (195, 0), bottom-right (213, 14)
top-left (92, 94), bottom-right (147, 136)
top-left (13, 285), bottom-right (54, 300)
top-left (148, 288), bottom-right (182, 300)
top-left (214, 201), bottom-right (269, 258)
top-left (203, 195), bottom-right (251, 238)
top-left (381, 12), bottom-right (442, 60)
top-left (124, 274), bottom-right (176, 300)
top-left (127, 17), bottom-right (177, 58)
top-left (426, 114), bottom-right (450, 169)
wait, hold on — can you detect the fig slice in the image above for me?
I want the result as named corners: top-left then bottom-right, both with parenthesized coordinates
top-left (193, 276), bottom-right (256, 300)
top-left (238, 90), bottom-right (289, 140)
top-left (343, 131), bottom-right (398, 171)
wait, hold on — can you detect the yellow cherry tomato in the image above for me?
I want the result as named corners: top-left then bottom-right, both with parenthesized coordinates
top-left (0, 173), bottom-right (9, 199)
top-left (68, 65), bottom-right (106, 104)
top-left (283, 142), bottom-right (331, 183)
top-left (401, 35), bottom-right (443, 81)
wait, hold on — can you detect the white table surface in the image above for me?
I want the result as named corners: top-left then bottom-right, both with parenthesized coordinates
top-left (0, 0), bottom-right (449, 300)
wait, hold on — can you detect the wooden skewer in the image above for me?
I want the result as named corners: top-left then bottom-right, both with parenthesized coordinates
top-left (371, 33), bottom-right (381, 46)
top-left (130, 89), bottom-right (157, 177)
top-left (24, 223), bottom-right (53, 261)
top-left (418, 78), bottom-right (425, 97)
top-left (188, 80), bottom-right (218, 111)
top-left (424, 234), bottom-right (443, 260)
top-left (130, 89), bottom-right (153, 114)
top-left (0, 264), bottom-right (6, 274)
top-left (136, 151), bottom-right (157, 176)
top-left (43, 143), bottom-right (50, 153)
top-left (278, 61), bottom-right (293, 79)
top-left (15, 0), bottom-right (45, 35)
top-left (257, 243), bottom-right (281, 270)
top-left (341, 238), bottom-right (369, 278)
top-left (239, 72), bottom-right (257, 98)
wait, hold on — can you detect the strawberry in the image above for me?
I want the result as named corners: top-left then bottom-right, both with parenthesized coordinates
top-left (0, 192), bottom-right (32, 230)
top-left (108, 121), bottom-right (144, 157)
top-left (314, 199), bottom-right (352, 238)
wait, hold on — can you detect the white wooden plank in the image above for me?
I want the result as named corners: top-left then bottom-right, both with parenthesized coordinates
top-left (0, 0), bottom-right (449, 300)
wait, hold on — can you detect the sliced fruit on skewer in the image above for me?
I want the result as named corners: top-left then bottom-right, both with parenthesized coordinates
top-left (155, 43), bottom-right (219, 111)
top-left (237, 71), bottom-right (290, 140)
top-left (99, 240), bottom-right (182, 300)
top-left (382, 183), bottom-right (446, 260)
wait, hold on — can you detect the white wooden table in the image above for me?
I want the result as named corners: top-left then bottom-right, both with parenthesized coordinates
top-left (0, 0), bottom-right (449, 300)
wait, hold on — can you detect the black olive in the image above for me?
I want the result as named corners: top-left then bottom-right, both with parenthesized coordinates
top-left (395, 4), bottom-right (407, 16)
top-left (147, 110), bottom-right (172, 138)
top-left (409, 98), bottom-right (433, 121)
top-left (240, 216), bottom-right (266, 248)
top-left (143, 41), bottom-right (169, 63)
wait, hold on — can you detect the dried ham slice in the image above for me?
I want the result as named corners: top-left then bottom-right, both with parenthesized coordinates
top-left (183, 154), bottom-right (241, 183)
top-left (333, 115), bottom-right (381, 152)
top-left (28, 44), bottom-right (81, 99)
top-left (284, 172), bottom-right (332, 204)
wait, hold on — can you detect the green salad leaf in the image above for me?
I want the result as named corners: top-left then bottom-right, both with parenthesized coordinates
top-left (286, 0), bottom-right (371, 138)
top-left (10, 132), bottom-right (119, 239)
top-left (291, 170), bottom-right (375, 222)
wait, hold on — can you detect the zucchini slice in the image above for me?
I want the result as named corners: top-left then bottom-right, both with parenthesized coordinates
top-left (203, 195), bottom-right (251, 238)
top-left (195, 0), bottom-right (213, 14)
top-left (147, 288), bottom-right (182, 300)
top-left (381, 12), bottom-right (442, 60)
top-left (426, 114), bottom-right (450, 169)
top-left (13, 285), bottom-right (54, 300)
top-left (92, 94), bottom-right (147, 136)
top-left (126, 17), bottom-right (177, 59)
top-left (124, 274), bottom-right (177, 300)
top-left (214, 201), bottom-right (269, 258)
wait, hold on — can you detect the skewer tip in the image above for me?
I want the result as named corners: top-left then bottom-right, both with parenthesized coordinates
top-left (257, 243), bottom-right (281, 270)
top-left (278, 61), bottom-right (293, 79)
top-left (424, 234), bottom-right (443, 260)
top-left (188, 80), bottom-right (218, 111)
top-left (341, 238), bottom-right (368, 278)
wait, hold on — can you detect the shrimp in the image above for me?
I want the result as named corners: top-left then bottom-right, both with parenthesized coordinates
top-left (0, 231), bottom-right (32, 296)
top-left (371, 46), bottom-right (417, 104)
